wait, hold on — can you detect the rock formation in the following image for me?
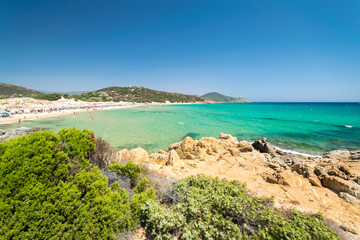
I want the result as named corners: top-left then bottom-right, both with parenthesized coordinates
top-left (116, 134), bottom-right (360, 238)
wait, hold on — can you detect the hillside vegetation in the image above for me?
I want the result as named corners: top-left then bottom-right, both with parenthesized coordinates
top-left (202, 92), bottom-right (250, 103)
top-left (73, 86), bottom-right (205, 103)
top-left (0, 128), bottom-right (340, 239)
top-left (0, 83), bottom-right (41, 98)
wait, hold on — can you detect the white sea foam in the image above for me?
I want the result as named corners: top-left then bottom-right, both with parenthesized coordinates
top-left (345, 125), bottom-right (353, 128)
top-left (248, 141), bottom-right (322, 158)
top-left (178, 122), bottom-right (185, 125)
top-left (273, 146), bottom-right (322, 158)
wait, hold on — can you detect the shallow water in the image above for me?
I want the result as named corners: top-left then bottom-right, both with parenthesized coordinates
top-left (2, 103), bottom-right (360, 154)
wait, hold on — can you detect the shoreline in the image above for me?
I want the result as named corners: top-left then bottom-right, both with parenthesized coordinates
top-left (0, 101), bottom-right (201, 125)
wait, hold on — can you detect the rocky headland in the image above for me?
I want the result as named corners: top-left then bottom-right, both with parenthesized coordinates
top-left (116, 134), bottom-right (360, 239)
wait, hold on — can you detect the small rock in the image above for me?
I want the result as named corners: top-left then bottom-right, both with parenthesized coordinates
top-left (350, 150), bottom-right (360, 161)
top-left (219, 133), bottom-right (232, 140)
top-left (237, 141), bottom-right (254, 152)
top-left (308, 176), bottom-right (322, 187)
top-left (267, 176), bottom-right (278, 184)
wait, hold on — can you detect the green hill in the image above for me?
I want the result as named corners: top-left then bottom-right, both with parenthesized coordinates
top-left (0, 83), bottom-right (41, 98)
top-left (73, 86), bottom-right (205, 103)
top-left (202, 92), bottom-right (251, 103)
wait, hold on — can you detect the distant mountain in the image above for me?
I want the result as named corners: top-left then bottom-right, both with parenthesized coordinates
top-left (0, 83), bottom-right (41, 98)
top-left (202, 92), bottom-right (251, 103)
top-left (73, 86), bottom-right (206, 103)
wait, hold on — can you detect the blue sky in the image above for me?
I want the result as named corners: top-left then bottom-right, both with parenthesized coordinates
top-left (0, 0), bottom-right (359, 101)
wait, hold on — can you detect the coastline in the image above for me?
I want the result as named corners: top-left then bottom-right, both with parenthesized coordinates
top-left (0, 101), bottom-right (201, 125)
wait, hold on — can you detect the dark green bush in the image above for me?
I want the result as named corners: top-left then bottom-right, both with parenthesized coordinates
top-left (109, 161), bottom-right (141, 187)
top-left (34, 93), bottom-right (63, 101)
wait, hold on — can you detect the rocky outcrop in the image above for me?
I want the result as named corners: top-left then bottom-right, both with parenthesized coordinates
top-left (0, 128), bottom-right (32, 142)
top-left (113, 134), bottom-right (360, 238)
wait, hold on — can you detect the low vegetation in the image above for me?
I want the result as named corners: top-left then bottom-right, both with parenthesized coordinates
top-left (34, 93), bottom-right (68, 101)
top-left (0, 128), bottom-right (340, 239)
top-left (73, 86), bottom-right (205, 103)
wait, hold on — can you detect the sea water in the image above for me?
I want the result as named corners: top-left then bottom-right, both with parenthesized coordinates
top-left (2, 103), bottom-right (360, 155)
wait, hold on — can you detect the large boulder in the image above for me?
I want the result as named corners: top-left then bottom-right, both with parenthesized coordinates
top-left (237, 141), bottom-right (254, 152)
top-left (167, 150), bottom-right (184, 168)
top-left (252, 138), bottom-right (276, 154)
top-left (128, 148), bottom-right (149, 164)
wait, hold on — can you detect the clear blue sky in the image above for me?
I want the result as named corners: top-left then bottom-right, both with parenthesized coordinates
top-left (1, 0), bottom-right (359, 101)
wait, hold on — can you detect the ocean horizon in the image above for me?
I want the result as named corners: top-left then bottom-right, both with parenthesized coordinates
top-left (2, 102), bottom-right (360, 155)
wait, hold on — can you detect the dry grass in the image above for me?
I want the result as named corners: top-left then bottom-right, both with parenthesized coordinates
top-left (90, 137), bottom-right (116, 170)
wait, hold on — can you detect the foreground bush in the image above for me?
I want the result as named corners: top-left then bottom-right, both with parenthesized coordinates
top-left (140, 176), bottom-right (340, 240)
top-left (0, 129), bottom-right (135, 239)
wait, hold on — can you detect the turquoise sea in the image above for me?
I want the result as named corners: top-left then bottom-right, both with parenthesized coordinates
top-left (2, 103), bottom-right (360, 155)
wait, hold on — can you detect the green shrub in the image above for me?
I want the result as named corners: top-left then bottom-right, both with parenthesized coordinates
top-left (0, 130), bottom-right (135, 239)
top-left (140, 201), bottom-right (185, 240)
top-left (59, 128), bottom-right (95, 173)
top-left (131, 188), bottom-right (156, 222)
top-left (109, 161), bottom-right (141, 187)
top-left (134, 177), bottom-right (149, 194)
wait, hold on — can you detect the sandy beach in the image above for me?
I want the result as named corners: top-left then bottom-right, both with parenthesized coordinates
top-left (0, 98), bottom-right (201, 125)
